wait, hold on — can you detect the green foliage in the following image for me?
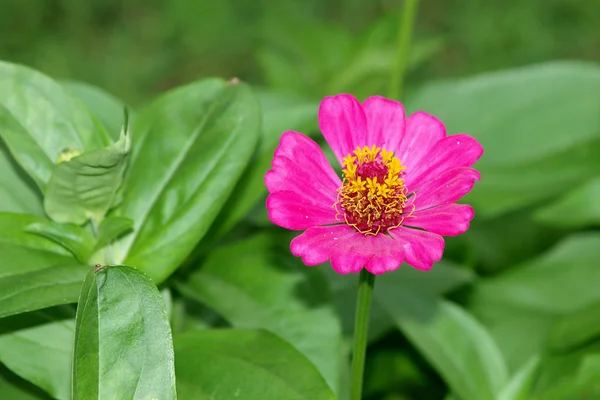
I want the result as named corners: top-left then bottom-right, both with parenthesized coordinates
top-left (174, 329), bottom-right (336, 400)
top-left (0, 2), bottom-right (600, 398)
top-left (73, 266), bottom-right (176, 400)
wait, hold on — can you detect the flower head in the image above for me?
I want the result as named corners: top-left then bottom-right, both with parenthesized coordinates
top-left (265, 94), bottom-right (483, 274)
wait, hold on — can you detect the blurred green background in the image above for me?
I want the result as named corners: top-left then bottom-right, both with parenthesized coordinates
top-left (3, 1), bottom-right (600, 399)
top-left (2, 0), bottom-right (599, 104)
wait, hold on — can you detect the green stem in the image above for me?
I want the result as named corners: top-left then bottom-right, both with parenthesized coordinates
top-left (350, 269), bottom-right (376, 400)
top-left (388, 0), bottom-right (420, 100)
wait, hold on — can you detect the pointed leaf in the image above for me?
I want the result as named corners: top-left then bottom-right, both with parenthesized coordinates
top-left (325, 260), bottom-right (474, 342)
top-left (0, 61), bottom-right (110, 189)
top-left (0, 142), bottom-right (43, 215)
top-left (535, 177), bottom-right (600, 229)
top-left (498, 357), bottom-right (539, 400)
top-left (378, 293), bottom-right (508, 400)
top-left (63, 81), bottom-right (133, 141)
top-left (176, 233), bottom-right (343, 395)
top-left (0, 263), bottom-right (88, 318)
top-left (0, 213), bottom-right (76, 277)
top-left (26, 221), bottom-right (95, 262)
top-left (0, 308), bottom-right (75, 400)
top-left (409, 61), bottom-right (600, 217)
top-left (175, 329), bottom-right (336, 400)
top-left (73, 265), bottom-right (176, 400)
top-left (209, 91), bottom-right (318, 239)
top-left (114, 78), bottom-right (261, 282)
top-left (44, 118), bottom-right (131, 225)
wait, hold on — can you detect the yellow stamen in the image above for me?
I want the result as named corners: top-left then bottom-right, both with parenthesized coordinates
top-left (336, 145), bottom-right (410, 235)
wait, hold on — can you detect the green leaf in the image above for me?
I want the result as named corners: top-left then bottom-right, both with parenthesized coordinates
top-left (535, 177), bottom-right (600, 229)
top-left (498, 357), bottom-right (538, 400)
top-left (44, 115), bottom-right (131, 225)
top-left (379, 294), bottom-right (508, 400)
top-left (0, 61), bottom-right (110, 190)
top-left (0, 213), bottom-right (87, 317)
top-left (324, 260), bottom-right (474, 342)
top-left (209, 90), bottom-right (318, 240)
top-left (113, 78), bottom-right (261, 282)
top-left (547, 300), bottom-right (600, 352)
top-left (63, 81), bottom-right (133, 141)
top-left (176, 233), bottom-right (343, 395)
top-left (25, 220), bottom-right (95, 262)
top-left (469, 233), bottom-right (600, 371)
top-left (0, 142), bottom-right (43, 215)
top-left (0, 213), bottom-right (76, 277)
top-left (174, 329), bottom-right (336, 400)
top-left (0, 263), bottom-right (88, 318)
top-left (409, 61), bottom-right (600, 217)
top-left (529, 344), bottom-right (600, 399)
top-left (0, 308), bottom-right (75, 400)
top-left (0, 367), bottom-right (50, 400)
top-left (73, 265), bottom-right (176, 400)
top-left (93, 215), bottom-right (134, 253)
top-left (473, 233), bottom-right (600, 314)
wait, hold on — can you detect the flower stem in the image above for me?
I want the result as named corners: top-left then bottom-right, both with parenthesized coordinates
top-left (388, 0), bottom-right (420, 100)
top-left (350, 268), bottom-right (376, 400)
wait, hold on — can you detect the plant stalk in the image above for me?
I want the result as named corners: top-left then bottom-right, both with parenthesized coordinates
top-left (350, 268), bottom-right (376, 400)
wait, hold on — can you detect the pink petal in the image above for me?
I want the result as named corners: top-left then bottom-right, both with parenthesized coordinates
top-left (362, 96), bottom-right (406, 153)
top-left (412, 167), bottom-right (481, 210)
top-left (405, 134), bottom-right (484, 190)
top-left (290, 225), bottom-right (356, 266)
top-left (404, 204), bottom-right (475, 236)
top-left (396, 111), bottom-right (446, 171)
top-left (266, 191), bottom-right (338, 230)
top-left (390, 227), bottom-right (444, 271)
top-left (330, 233), bottom-right (406, 275)
top-left (319, 94), bottom-right (368, 164)
top-left (265, 131), bottom-right (341, 206)
top-left (290, 224), bottom-right (406, 274)
top-left (363, 235), bottom-right (406, 275)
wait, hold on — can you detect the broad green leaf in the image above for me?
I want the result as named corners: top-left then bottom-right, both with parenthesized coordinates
top-left (93, 215), bottom-right (134, 253)
top-left (324, 260), bottom-right (474, 342)
top-left (529, 344), bottom-right (600, 399)
top-left (176, 233), bottom-right (343, 395)
top-left (25, 220), bottom-right (95, 262)
top-left (535, 177), bottom-right (600, 229)
top-left (0, 61), bottom-right (110, 190)
top-left (469, 301), bottom-right (554, 373)
top-left (0, 142), bottom-right (43, 215)
top-left (0, 213), bottom-right (86, 316)
top-left (0, 368), bottom-right (49, 400)
top-left (472, 233), bottom-right (600, 314)
top-left (0, 308), bottom-right (75, 400)
top-left (174, 329), bottom-right (336, 400)
top-left (379, 294), bottom-right (508, 400)
top-left (44, 116), bottom-right (131, 225)
top-left (63, 81), bottom-right (132, 140)
top-left (0, 263), bottom-right (88, 318)
top-left (0, 213), bottom-right (75, 277)
top-left (547, 300), bottom-right (600, 352)
top-left (113, 78), bottom-right (261, 282)
top-left (469, 233), bottom-right (600, 370)
top-left (73, 265), bottom-right (176, 400)
top-left (209, 90), bottom-right (318, 240)
top-left (461, 207), bottom-right (563, 274)
top-left (409, 61), bottom-right (600, 217)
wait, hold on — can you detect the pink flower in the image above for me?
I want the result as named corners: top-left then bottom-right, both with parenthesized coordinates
top-left (265, 94), bottom-right (483, 275)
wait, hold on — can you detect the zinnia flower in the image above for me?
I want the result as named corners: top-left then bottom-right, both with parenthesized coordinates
top-left (265, 94), bottom-right (483, 274)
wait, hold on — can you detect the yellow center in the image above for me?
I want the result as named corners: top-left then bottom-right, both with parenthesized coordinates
top-left (336, 145), bottom-right (410, 235)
